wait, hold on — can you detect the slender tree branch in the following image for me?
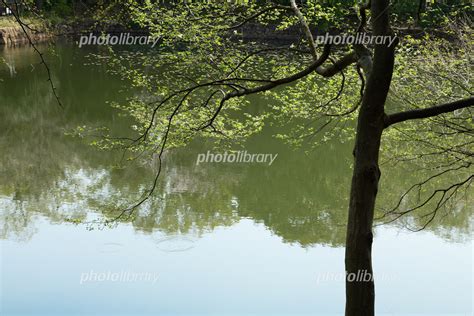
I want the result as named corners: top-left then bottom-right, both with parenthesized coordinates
top-left (384, 97), bottom-right (474, 128)
top-left (289, 0), bottom-right (318, 60)
top-left (200, 44), bottom-right (332, 129)
top-left (2, 0), bottom-right (63, 108)
top-left (357, 0), bottom-right (371, 33)
top-left (317, 52), bottom-right (358, 77)
top-left (290, 0), bottom-right (363, 78)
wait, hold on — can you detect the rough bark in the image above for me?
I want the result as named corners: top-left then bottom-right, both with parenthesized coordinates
top-left (345, 0), bottom-right (396, 315)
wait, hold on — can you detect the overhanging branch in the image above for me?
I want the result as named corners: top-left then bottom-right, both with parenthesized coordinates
top-left (201, 44), bottom-right (332, 129)
top-left (384, 97), bottom-right (474, 128)
top-left (2, 0), bottom-right (63, 108)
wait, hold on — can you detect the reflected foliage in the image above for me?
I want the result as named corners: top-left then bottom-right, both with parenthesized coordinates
top-left (0, 44), bottom-right (471, 246)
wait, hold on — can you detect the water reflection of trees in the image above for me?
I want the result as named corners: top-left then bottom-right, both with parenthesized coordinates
top-left (0, 77), bottom-right (352, 246)
top-left (1, 45), bottom-right (471, 246)
top-left (1, 101), bottom-right (470, 246)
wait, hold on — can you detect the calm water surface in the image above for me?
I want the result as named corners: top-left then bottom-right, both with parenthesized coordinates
top-left (0, 44), bottom-right (472, 315)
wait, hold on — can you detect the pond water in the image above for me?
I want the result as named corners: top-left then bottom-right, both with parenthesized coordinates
top-left (0, 43), bottom-right (472, 315)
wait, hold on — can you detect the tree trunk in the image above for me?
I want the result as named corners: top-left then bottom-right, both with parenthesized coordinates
top-left (344, 0), bottom-right (396, 315)
top-left (416, 0), bottom-right (427, 26)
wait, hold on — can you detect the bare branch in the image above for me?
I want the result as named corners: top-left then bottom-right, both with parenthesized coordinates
top-left (377, 174), bottom-right (473, 231)
top-left (384, 97), bottom-right (474, 128)
top-left (289, 0), bottom-right (318, 60)
top-left (317, 52), bottom-right (358, 77)
top-left (357, 0), bottom-right (371, 33)
top-left (2, 0), bottom-right (63, 109)
top-left (286, 1), bottom-right (362, 78)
